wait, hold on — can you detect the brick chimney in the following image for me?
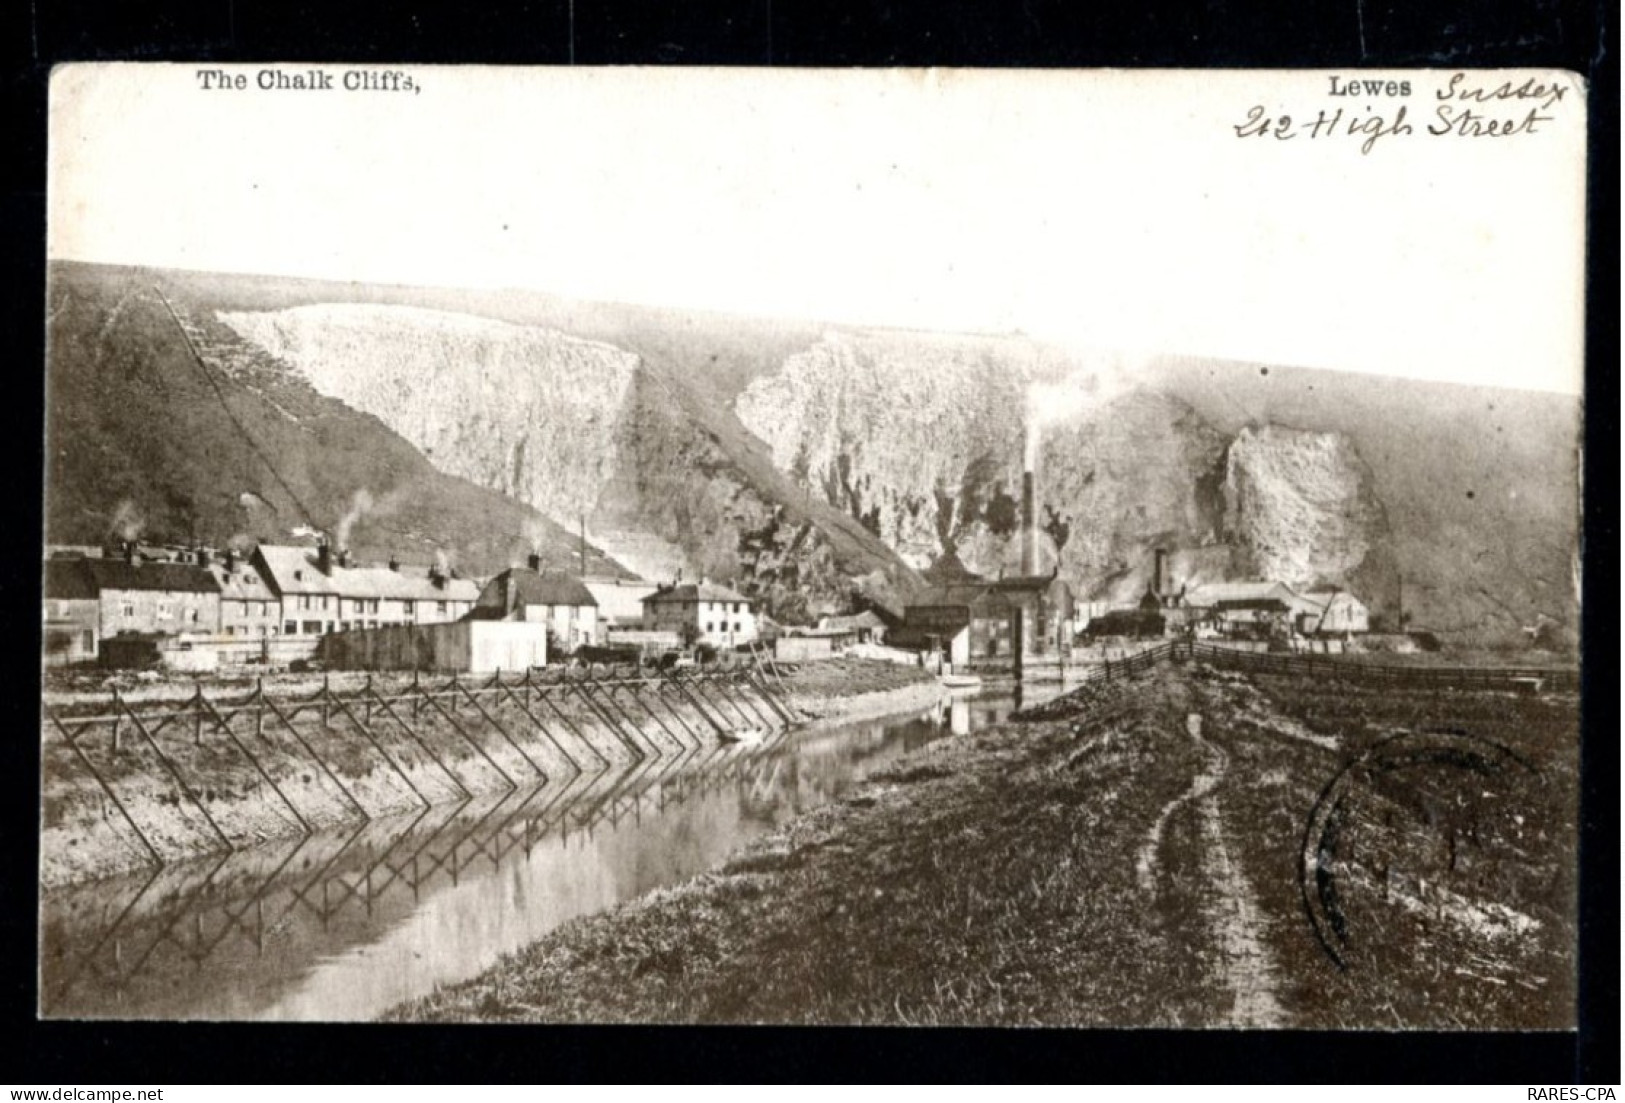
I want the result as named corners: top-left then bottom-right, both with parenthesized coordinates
top-left (223, 548), bottom-right (237, 573)
top-left (527, 553), bottom-right (542, 572)
top-left (388, 555), bottom-right (401, 572)
top-left (196, 547), bottom-right (211, 569)
top-left (317, 540), bottom-right (333, 575)
top-left (123, 540), bottom-right (137, 566)
top-left (1153, 547), bottom-right (1168, 600)
top-left (338, 548), bottom-right (352, 569)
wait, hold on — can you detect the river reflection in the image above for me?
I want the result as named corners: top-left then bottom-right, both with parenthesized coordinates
top-left (41, 693), bottom-right (1022, 1021)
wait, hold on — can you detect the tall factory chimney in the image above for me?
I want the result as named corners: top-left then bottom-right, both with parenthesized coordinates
top-left (316, 539), bottom-right (333, 575)
top-left (1153, 547), bottom-right (1168, 600)
top-left (1021, 470), bottom-right (1037, 577)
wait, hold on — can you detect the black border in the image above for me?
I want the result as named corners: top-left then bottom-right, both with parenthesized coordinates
top-left (5, 0), bottom-right (1617, 1085)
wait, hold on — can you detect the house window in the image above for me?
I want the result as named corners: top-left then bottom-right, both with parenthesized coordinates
top-left (437, 602), bottom-right (448, 615)
top-left (706, 622), bottom-right (714, 633)
top-left (284, 621), bottom-right (297, 635)
top-left (121, 602), bottom-right (135, 618)
top-left (157, 602), bottom-right (173, 620)
top-left (734, 622), bottom-right (741, 632)
top-left (188, 609), bottom-right (200, 623)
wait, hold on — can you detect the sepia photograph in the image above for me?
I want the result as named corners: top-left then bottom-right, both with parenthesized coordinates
top-left (40, 64), bottom-right (1586, 1030)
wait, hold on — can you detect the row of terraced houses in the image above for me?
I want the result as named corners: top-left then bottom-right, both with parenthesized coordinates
top-left (44, 541), bottom-right (763, 670)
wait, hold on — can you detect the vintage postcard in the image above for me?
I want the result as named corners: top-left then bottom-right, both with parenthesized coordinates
top-left (41, 65), bottom-right (1585, 1027)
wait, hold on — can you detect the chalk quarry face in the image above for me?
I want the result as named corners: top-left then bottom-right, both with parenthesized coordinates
top-left (210, 297), bottom-right (1574, 645)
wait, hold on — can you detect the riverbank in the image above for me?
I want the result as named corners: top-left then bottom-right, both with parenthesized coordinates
top-left (41, 660), bottom-right (942, 889)
top-left (390, 663), bottom-right (1577, 1028)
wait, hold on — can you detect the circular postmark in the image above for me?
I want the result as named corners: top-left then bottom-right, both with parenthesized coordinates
top-left (1299, 728), bottom-right (1538, 972)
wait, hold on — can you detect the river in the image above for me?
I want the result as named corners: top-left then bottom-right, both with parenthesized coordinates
top-left (40, 691), bottom-right (1028, 1021)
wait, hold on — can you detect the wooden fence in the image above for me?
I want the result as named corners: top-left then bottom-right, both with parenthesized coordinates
top-left (1029, 639), bottom-right (1577, 693)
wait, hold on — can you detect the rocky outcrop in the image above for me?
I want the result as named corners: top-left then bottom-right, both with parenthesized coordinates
top-left (219, 305), bottom-right (638, 522)
top-left (734, 330), bottom-right (1043, 565)
top-left (1222, 425), bottom-right (1389, 590)
top-left (220, 303), bottom-right (921, 621)
top-left (736, 334), bottom-right (1244, 604)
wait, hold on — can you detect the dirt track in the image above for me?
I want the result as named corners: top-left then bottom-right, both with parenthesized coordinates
top-left (391, 661), bottom-right (1578, 1027)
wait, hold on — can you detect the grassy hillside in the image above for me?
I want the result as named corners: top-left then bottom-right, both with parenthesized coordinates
top-left (1150, 357), bottom-right (1580, 646)
top-left (45, 263), bottom-right (632, 578)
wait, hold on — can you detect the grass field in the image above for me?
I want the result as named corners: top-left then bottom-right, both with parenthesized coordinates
top-left (389, 661), bottom-right (1578, 1027)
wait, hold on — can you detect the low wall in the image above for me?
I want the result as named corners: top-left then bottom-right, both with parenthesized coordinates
top-left (775, 636), bottom-right (838, 662)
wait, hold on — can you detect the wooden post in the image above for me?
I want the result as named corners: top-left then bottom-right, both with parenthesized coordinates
top-left (1013, 607), bottom-right (1025, 684)
top-left (320, 675), bottom-right (329, 728)
top-left (254, 677), bottom-right (265, 741)
top-left (194, 688), bottom-right (203, 746)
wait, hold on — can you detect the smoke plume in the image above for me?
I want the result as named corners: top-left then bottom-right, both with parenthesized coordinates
top-left (522, 517), bottom-right (552, 553)
top-left (1022, 359), bottom-right (1137, 471)
top-left (108, 500), bottom-right (145, 543)
top-left (334, 489), bottom-right (375, 549)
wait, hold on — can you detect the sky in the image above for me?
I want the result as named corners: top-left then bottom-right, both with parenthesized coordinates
top-left (48, 65), bottom-right (1587, 395)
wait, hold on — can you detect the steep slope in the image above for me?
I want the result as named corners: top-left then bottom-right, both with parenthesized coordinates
top-left (219, 304), bottom-right (639, 522)
top-left (51, 262), bottom-right (1580, 648)
top-left (45, 263), bottom-right (631, 578)
top-left (1148, 357), bottom-right (1580, 647)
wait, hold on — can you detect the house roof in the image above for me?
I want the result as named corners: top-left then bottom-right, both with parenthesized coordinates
top-left (44, 559), bottom-right (98, 601)
top-left (819, 611), bottom-right (886, 632)
top-left (495, 568), bottom-right (598, 608)
top-left (644, 581), bottom-right (751, 605)
top-left (1184, 581), bottom-right (1302, 608)
top-left (254, 545), bottom-right (341, 595)
top-left (254, 545), bottom-right (479, 602)
top-left (207, 559), bottom-right (277, 601)
top-left (989, 573), bottom-right (1067, 594)
top-left (79, 557), bottom-right (221, 595)
top-left (918, 582), bottom-right (992, 606)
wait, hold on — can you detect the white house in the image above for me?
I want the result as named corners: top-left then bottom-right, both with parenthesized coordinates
top-left (472, 565), bottom-right (601, 651)
top-left (1299, 588), bottom-right (1370, 636)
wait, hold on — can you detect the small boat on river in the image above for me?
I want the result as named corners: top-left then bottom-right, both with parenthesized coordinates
top-left (939, 673), bottom-right (983, 691)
